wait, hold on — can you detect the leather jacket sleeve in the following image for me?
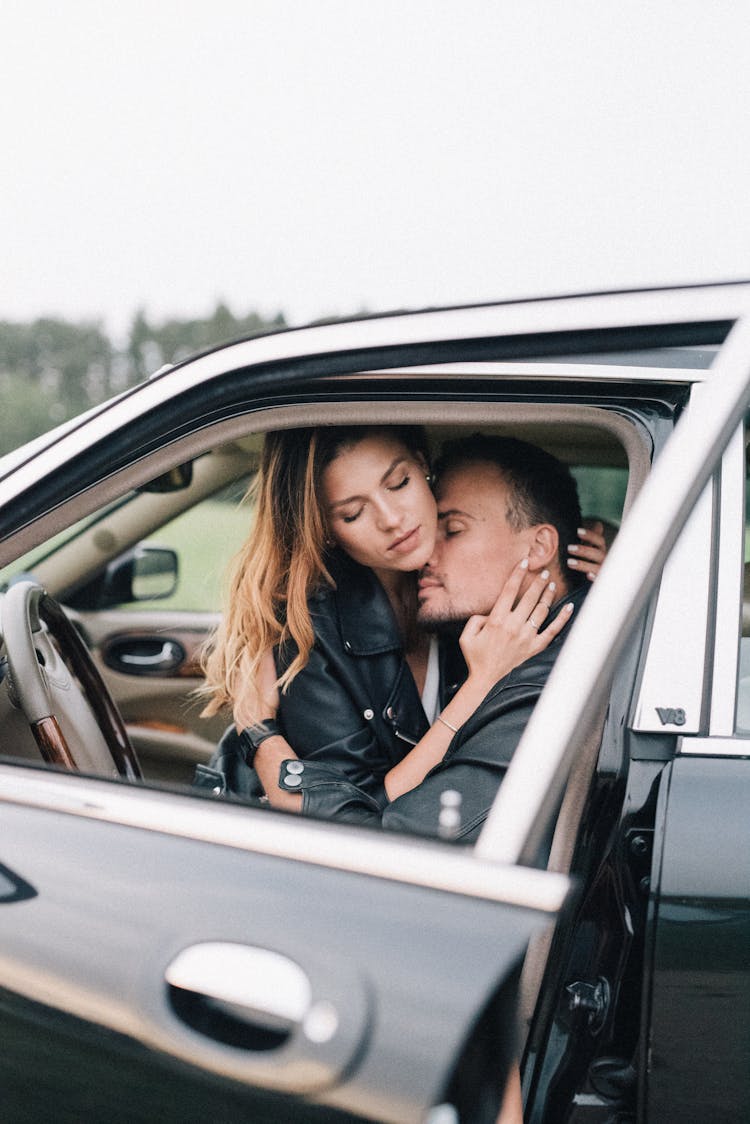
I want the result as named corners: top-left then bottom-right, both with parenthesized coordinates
top-left (278, 759), bottom-right (384, 824)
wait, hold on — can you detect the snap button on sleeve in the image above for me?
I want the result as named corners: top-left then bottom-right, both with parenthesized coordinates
top-left (282, 761), bottom-right (304, 788)
top-left (363, 708), bottom-right (374, 720)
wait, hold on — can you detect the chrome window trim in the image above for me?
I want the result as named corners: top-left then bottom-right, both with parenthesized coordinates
top-left (341, 362), bottom-right (708, 384)
top-left (709, 426), bottom-right (746, 735)
top-left (0, 766), bottom-right (569, 913)
top-left (478, 305), bottom-right (750, 866)
top-left (677, 736), bottom-right (750, 758)
top-left (2, 284), bottom-right (748, 507)
top-left (631, 473), bottom-right (713, 734)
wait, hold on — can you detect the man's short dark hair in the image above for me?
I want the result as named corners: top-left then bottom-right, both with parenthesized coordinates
top-left (434, 434), bottom-right (585, 586)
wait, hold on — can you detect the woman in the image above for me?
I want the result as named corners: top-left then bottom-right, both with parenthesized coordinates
top-left (200, 425), bottom-right (604, 810)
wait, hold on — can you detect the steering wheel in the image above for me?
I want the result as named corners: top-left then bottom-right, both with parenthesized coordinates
top-left (2, 581), bottom-right (142, 779)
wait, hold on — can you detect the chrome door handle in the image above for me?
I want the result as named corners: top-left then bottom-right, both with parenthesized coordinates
top-left (162, 941), bottom-right (368, 1094)
top-left (166, 943), bottom-right (339, 1043)
top-left (119, 641), bottom-right (182, 669)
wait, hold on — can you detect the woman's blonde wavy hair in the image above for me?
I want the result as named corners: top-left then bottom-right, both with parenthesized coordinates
top-left (200, 425), bottom-right (429, 721)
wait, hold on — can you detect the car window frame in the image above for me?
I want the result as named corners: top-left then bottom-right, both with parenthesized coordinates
top-left (708, 424), bottom-right (746, 737)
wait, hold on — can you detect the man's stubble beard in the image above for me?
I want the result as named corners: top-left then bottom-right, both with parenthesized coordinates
top-left (416, 603), bottom-right (468, 639)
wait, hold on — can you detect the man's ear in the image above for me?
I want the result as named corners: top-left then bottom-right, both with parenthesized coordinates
top-left (526, 524), bottom-right (559, 571)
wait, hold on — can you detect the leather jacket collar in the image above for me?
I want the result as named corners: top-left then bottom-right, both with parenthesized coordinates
top-left (320, 551), bottom-right (404, 656)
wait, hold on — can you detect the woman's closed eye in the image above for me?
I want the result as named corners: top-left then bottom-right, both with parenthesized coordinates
top-left (336, 473), bottom-right (411, 523)
top-left (386, 473), bottom-right (410, 492)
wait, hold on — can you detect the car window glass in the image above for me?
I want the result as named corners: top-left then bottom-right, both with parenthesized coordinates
top-left (570, 464), bottom-right (626, 536)
top-left (118, 477), bottom-right (253, 612)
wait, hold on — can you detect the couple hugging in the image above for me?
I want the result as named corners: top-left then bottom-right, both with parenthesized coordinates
top-left (198, 425), bottom-right (604, 843)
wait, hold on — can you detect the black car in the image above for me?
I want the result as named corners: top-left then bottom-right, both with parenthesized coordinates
top-left (0, 284), bottom-right (748, 1123)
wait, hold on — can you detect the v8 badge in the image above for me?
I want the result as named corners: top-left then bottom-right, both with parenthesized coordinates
top-left (655, 707), bottom-right (686, 727)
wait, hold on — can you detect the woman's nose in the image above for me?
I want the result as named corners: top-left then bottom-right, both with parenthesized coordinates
top-left (373, 497), bottom-right (400, 530)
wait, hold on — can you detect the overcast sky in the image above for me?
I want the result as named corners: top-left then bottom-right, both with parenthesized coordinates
top-left (3, 1), bottom-right (750, 339)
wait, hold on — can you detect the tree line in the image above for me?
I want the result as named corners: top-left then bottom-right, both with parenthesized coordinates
top-left (0, 302), bottom-right (286, 457)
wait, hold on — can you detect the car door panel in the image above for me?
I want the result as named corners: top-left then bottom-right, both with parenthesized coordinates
top-left (76, 608), bottom-right (225, 784)
top-left (645, 755), bottom-right (750, 1123)
top-left (0, 987), bottom-right (363, 1124)
top-left (0, 784), bottom-right (566, 1123)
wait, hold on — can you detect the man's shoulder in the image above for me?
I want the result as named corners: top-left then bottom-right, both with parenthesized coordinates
top-left (453, 582), bottom-right (589, 739)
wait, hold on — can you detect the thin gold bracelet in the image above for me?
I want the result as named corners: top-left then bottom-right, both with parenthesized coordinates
top-left (437, 715), bottom-right (459, 734)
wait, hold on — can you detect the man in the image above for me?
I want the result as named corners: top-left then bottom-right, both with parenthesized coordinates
top-left (275, 435), bottom-right (588, 842)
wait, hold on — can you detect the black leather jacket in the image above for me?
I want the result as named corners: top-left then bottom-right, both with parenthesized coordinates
top-left (276, 582), bottom-right (588, 843)
top-left (197, 551), bottom-right (465, 803)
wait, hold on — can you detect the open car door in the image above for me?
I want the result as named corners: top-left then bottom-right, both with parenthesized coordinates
top-left (1, 285), bottom-right (750, 1123)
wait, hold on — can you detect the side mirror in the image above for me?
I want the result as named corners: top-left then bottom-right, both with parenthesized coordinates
top-left (130, 545), bottom-right (179, 602)
top-left (139, 463), bottom-right (193, 494)
top-left (66, 545), bottom-right (179, 610)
